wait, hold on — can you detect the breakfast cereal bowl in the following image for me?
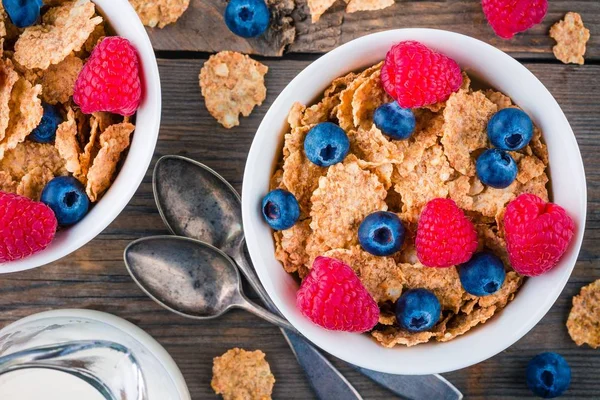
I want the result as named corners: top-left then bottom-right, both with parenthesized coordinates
top-left (242, 29), bottom-right (586, 375)
top-left (1, 0), bottom-right (160, 273)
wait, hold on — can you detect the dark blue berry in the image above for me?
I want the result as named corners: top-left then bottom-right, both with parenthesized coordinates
top-left (373, 102), bottom-right (416, 140)
top-left (487, 108), bottom-right (533, 151)
top-left (304, 122), bottom-right (349, 167)
top-left (30, 103), bottom-right (63, 143)
top-left (261, 189), bottom-right (300, 231)
top-left (358, 211), bottom-right (405, 256)
top-left (41, 176), bottom-right (90, 226)
top-left (458, 252), bottom-right (506, 296)
top-left (476, 148), bottom-right (517, 189)
top-left (526, 352), bottom-right (571, 398)
top-left (2, 0), bottom-right (43, 28)
top-left (224, 0), bottom-right (270, 38)
top-left (395, 289), bottom-right (441, 333)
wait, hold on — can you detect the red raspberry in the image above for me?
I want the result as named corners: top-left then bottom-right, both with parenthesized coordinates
top-left (416, 198), bottom-right (478, 268)
top-left (482, 0), bottom-right (548, 39)
top-left (504, 194), bottom-right (575, 277)
top-left (74, 37), bottom-right (142, 116)
top-left (381, 41), bottom-right (462, 109)
top-left (0, 192), bottom-right (57, 263)
top-left (296, 256), bottom-right (379, 332)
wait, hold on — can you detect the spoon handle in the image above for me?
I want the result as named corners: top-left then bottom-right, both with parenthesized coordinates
top-left (235, 295), bottom-right (297, 332)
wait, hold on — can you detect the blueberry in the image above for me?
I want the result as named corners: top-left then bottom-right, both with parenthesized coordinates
top-left (476, 148), bottom-right (517, 189)
top-left (30, 103), bottom-right (63, 143)
top-left (373, 102), bottom-right (416, 140)
top-left (526, 352), bottom-right (571, 398)
top-left (2, 0), bottom-right (43, 28)
top-left (395, 288), bottom-right (441, 333)
top-left (487, 108), bottom-right (534, 151)
top-left (224, 0), bottom-right (270, 38)
top-left (41, 176), bottom-right (90, 226)
top-left (261, 189), bottom-right (299, 230)
top-left (358, 211), bottom-right (405, 256)
top-left (304, 122), bottom-right (350, 167)
top-left (458, 252), bottom-right (506, 296)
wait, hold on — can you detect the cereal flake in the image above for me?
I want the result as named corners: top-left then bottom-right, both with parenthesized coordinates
top-left (307, 0), bottom-right (337, 23)
top-left (211, 348), bottom-right (275, 400)
top-left (41, 54), bottom-right (83, 104)
top-left (199, 51), bottom-right (268, 129)
top-left (346, 0), bottom-right (395, 13)
top-left (0, 58), bottom-right (18, 142)
top-left (129, 0), bottom-right (190, 28)
top-left (550, 12), bottom-right (590, 65)
top-left (567, 279), bottom-right (600, 348)
top-left (437, 306), bottom-right (497, 342)
top-left (55, 108), bottom-right (81, 175)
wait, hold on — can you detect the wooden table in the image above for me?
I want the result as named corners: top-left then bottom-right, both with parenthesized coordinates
top-left (1, 1), bottom-right (599, 399)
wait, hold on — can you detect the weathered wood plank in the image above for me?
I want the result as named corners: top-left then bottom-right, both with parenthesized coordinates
top-left (147, 0), bottom-right (600, 60)
top-left (0, 59), bottom-right (599, 399)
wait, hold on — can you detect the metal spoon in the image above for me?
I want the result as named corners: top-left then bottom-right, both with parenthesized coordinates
top-left (124, 235), bottom-right (295, 331)
top-left (152, 155), bottom-right (463, 400)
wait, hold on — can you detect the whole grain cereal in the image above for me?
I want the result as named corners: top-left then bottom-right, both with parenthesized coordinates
top-left (200, 51), bottom-right (268, 129)
top-left (129, 0), bottom-right (190, 29)
top-left (346, 0), bottom-right (395, 13)
top-left (567, 279), bottom-right (600, 348)
top-left (550, 12), bottom-right (591, 65)
top-left (211, 348), bottom-right (275, 400)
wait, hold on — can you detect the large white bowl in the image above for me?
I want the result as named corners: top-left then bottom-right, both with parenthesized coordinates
top-left (2, 0), bottom-right (161, 273)
top-left (242, 29), bottom-right (586, 375)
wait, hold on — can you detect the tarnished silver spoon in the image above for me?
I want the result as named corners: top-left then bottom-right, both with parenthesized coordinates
top-left (152, 155), bottom-right (463, 400)
top-left (124, 235), bottom-right (295, 331)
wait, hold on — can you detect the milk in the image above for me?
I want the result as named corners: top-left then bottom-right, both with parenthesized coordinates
top-left (0, 369), bottom-right (106, 400)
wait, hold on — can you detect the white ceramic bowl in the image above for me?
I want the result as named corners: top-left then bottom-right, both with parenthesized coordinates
top-left (1, 0), bottom-right (161, 273)
top-left (242, 29), bottom-right (586, 375)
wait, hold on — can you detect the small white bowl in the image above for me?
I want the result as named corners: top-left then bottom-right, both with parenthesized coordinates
top-left (242, 29), bottom-right (586, 375)
top-left (1, 0), bottom-right (161, 273)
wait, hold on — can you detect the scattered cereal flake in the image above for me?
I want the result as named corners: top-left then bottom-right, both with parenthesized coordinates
top-left (287, 102), bottom-right (306, 130)
top-left (550, 12), bottom-right (590, 65)
top-left (275, 219), bottom-right (312, 277)
top-left (85, 122), bottom-right (134, 201)
top-left (350, 125), bottom-right (403, 187)
top-left (41, 54), bottom-right (83, 104)
top-left (199, 51), bottom-right (268, 129)
top-left (484, 89), bottom-right (513, 110)
top-left (0, 78), bottom-right (43, 160)
top-left (325, 246), bottom-right (404, 303)
top-left (471, 182), bottom-right (517, 219)
top-left (16, 166), bottom-right (54, 201)
top-left (398, 262), bottom-right (465, 313)
top-left (346, 0), bottom-right (394, 13)
top-left (372, 327), bottom-right (435, 347)
top-left (324, 71), bottom-right (359, 98)
top-left (336, 63), bottom-right (382, 131)
top-left (517, 173), bottom-right (549, 201)
top-left (269, 168), bottom-right (284, 191)
top-left (14, 0), bottom-right (103, 70)
top-left (129, 0), bottom-right (190, 28)
top-left (393, 144), bottom-right (454, 223)
top-left (211, 348), bottom-right (275, 400)
top-left (394, 113), bottom-right (444, 177)
top-left (477, 271), bottom-right (522, 309)
top-left (0, 58), bottom-right (18, 142)
top-left (437, 306), bottom-right (497, 342)
top-left (441, 90), bottom-right (497, 176)
top-left (516, 155), bottom-right (546, 184)
top-left (460, 296), bottom-right (478, 315)
top-left (567, 279), bottom-right (600, 348)
top-left (282, 150), bottom-right (326, 214)
top-left (530, 127), bottom-right (549, 165)
top-left (307, 0), bottom-right (337, 23)
top-left (81, 21), bottom-right (105, 55)
top-left (92, 111), bottom-right (119, 132)
top-left (55, 108), bottom-right (81, 175)
top-left (309, 158), bottom-right (387, 254)
top-left (351, 70), bottom-right (391, 129)
top-left (282, 126), bottom-right (311, 160)
top-left (0, 141), bottom-right (66, 179)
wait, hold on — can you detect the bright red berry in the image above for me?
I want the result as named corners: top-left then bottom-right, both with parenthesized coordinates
top-left (481, 0), bottom-right (548, 39)
top-left (416, 198), bottom-right (478, 268)
top-left (381, 41), bottom-right (462, 109)
top-left (74, 37), bottom-right (142, 116)
top-left (296, 256), bottom-right (379, 332)
top-left (504, 194), bottom-right (575, 277)
top-left (0, 192), bottom-right (57, 263)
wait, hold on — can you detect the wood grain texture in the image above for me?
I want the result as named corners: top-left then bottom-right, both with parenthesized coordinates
top-left (0, 58), bottom-right (599, 399)
top-left (147, 0), bottom-right (600, 60)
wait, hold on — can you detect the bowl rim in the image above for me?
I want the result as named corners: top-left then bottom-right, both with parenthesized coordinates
top-left (0, 0), bottom-right (161, 273)
top-left (242, 28), bottom-right (587, 374)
